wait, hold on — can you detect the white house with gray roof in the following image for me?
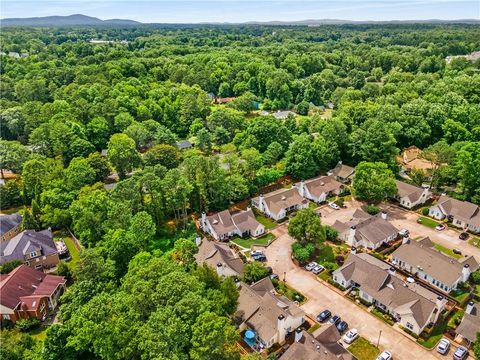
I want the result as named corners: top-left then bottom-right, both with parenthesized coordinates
top-left (392, 237), bottom-right (478, 292)
top-left (251, 188), bottom-right (308, 221)
top-left (295, 175), bottom-right (344, 204)
top-left (429, 196), bottom-right (480, 233)
top-left (394, 180), bottom-right (431, 209)
top-left (332, 209), bottom-right (399, 250)
top-left (333, 252), bottom-right (446, 335)
top-left (201, 208), bottom-right (264, 241)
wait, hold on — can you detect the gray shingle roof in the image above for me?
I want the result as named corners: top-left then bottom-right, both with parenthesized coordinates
top-left (0, 229), bottom-right (56, 265)
top-left (0, 213), bottom-right (22, 237)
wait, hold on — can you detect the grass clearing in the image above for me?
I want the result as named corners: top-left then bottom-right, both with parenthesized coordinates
top-left (468, 237), bottom-right (480, 248)
top-left (30, 326), bottom-right (48, 342)
top-left (273, 280), bottom-right (306, 304)
top-left (433, 243), bottom-right (462, 260)
top-left (63, 236), bottom-right (80, 268)
top-left (230, 233), bottom-right (275, 248)
top-left (255, 214), bottom-right (277, 230)
top-left (417, 216), bottom-right (440, 229)
top-left (307, 323), bottom-right (321, 334)
top-left (449, 288), bottom-right (470, 303)
top-left (418, 319), bottom-right (447, 349)
top-left (347, 337), bottom-right (380, 360)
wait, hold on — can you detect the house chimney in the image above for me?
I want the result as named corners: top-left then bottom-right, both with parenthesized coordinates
top-left (201, 212), bottom-right (207, 229)
top-left (348, 226), bottom-right (356, 245)
top-left (277, 314), bottom-right (286, 340)
top-left (436, 295), bottom-right (445, 309)
top-left (195, 236), bottom-right (202, 247)
top-left (338, 160), bottom-right (343, 165)
top-left (466, 301), bottom-right (475, 314)
top-left (295, 328), bottom-right (303, 342)
top-left (462, 264), bottom-right (471, 282)
top-left (259, 194), bottom-right (265, 212)
top-left (298, 180), bottom-right (305, 197)
top-left (381, 211), bottom-right (387, 220)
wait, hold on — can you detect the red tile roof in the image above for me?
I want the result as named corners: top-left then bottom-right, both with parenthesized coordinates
top-left (0, 265), bottom-right (65, 310)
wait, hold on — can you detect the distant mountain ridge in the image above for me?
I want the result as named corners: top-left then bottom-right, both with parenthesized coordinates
top-left (1, 14), bottom-right (479, 27)
top-left (0, 14), bottom-right (140, 26)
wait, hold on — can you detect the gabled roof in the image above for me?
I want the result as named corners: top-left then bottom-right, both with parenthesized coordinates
top-left (330, 163), bottom-right (355, 180)
top-left (253, 187), bottom-right (307, 216)
top-left (176, 140), bottom-right (193, 150)
top-left (272, 110), bottom-right (296, 119)
top-left (395, 180), bottom-right (427, 203)
top-left (206, 208), bottom-right (262, 237)
top-left (392, 238), bottom-right (479, 286)
top-left (235, 278), bottom-right (305, 342)
top-left (0, 229), bottom-right (57, 265)
top-left (195, 239), bottom-right (244, 275)
top-left (456, 304), bottom-right (480, 343)
top-left (298, 176), bottom-right (344, 199)
top-left (0, 213), bottom-right (22, 236)
top-left (436, 196), bottom-right (480, 226)
top-left (281, 326), bottom-right (355, 360)
top-left (0, 265), bottom-right (65, 310)
top-left (333, 253), bottom-right (439, 330)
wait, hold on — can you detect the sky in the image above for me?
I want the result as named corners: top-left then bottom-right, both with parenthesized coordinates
top-left (1, 0), bottom-right (479, 23)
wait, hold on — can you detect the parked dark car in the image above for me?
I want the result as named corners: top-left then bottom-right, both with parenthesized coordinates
top-left (329, 315), bottom-right (341, 326)
top-left (452, 248), bottom-right (462, 255)
top-left (266, 266), bottom-right (273, 275)
top-left (252, 254), bottom-right (267, 262)
top-left (336, 320), bottom-right (348, 333)
top-left (459, 232), bottom-right (469, 240)
top-left (316, 310), bottom-right (332, 322)
top-left (270, 274), bottom-right (279, 280)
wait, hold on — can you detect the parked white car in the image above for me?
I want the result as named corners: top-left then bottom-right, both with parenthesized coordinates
top-left (342, 328), bottom-right (359, 344)
top-left (328, 202), bottom-right (340, 210)
top-left (376, 351), bottom-right (392, 360)
top-left (436, 338), bottom-right (450, 355)
top-left (305, 262), bottom-right (318, 271)
top-left (435, 223), bottom-right (446, 231)
top-left (312, 265), bottom-right (325, 275)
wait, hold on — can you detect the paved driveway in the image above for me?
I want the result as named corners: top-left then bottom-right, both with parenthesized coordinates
top-left (262, 226), bottom-right (448, 360)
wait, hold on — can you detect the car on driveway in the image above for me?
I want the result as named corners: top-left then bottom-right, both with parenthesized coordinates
top-left (312, 265), bottom-right (325, 274)
top-left (459, 232), bottom-right (469, 240)
top-left (376, 351), bottom-right (392, 360)
top-left (336, 320), bottom-right (348, 333)
top-left (435, 223), bottom-right (446, 231)
top-left (398, 229), bottom-right (409, 238)
top-left (329, 315), bottom-right (341, 326)
top-left (342, 328), bottom-right (358, 344)
top-left (305, 262), bottom-right (318, 271)
top-left (436, 338), bottom-right (450, 355)
top-left (328, 202), bottom-right (340, 210)
top-left (316, 309), bottom-right (331, 322)
top-left (453, 346), bottom-right (468, 360)
top-left (251, 250), bottom-right (263, 257)
top-left (252, 254), bottom-right (267, 262)
top-left (270, 273), bottom-right (279, 280)
top-left (453, 248), bottom-right (462, 255)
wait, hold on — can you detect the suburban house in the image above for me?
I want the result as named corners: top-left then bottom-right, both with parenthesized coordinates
top-left (176, 140), bottom-right (193, 150)
top-left (272, 110), bottom-right (296, 120)
top-left (295, 176), bottom-right (344, 204)
top-left (0, 213), bottom-right (23, 242)
top-left (333, 252), bottom-right (447, 336)
top-left (195, 238), bottom-right (244, 277)
top-left (391, 237), bottom-right (478, 293)
top-left (201, 208), bottom-right (264, 241)
top-left (394, 180), bottom-right (432, 209)
top-left (0, 265), bottom-right (66, 323)
top-left (455, 301), bottom-right (480, 347)
top-left (0, 229), bottom-right (60, 270)
top-left (397, 146), bottom-right (435, 178)
top-left (235, 277), bottom-right (305, 351)
top-left (328, 162), bottom-right (355, 183)
top-left (251, 188), bottom-right (308, 221)
top-left (332, 209), bottom-right (399, 250)
top-left (429, 196), bottom-right (480, 233)
top-left (281, 325), bottom-right (355, 360)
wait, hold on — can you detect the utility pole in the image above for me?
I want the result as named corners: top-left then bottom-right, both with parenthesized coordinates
top-left (283, 271), bottom-right (286, 282)
top-left (377, 330), bottom-right (382, 348)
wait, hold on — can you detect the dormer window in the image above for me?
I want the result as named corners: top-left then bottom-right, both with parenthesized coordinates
top-left (29, 251), bottom-right (37, 258)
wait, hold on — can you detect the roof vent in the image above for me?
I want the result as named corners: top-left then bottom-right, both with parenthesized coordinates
top-left (281, 196), bottom-right (286, 200)
top-left (464, 264), bottom-right (470, 268)
top-left (319, 182), bottom-right (325, 186)
top-left (212, 219), bottom-right (218, 224)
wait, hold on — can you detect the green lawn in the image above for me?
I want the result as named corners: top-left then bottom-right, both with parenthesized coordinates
top-left (433, 243), bottom-right (462, 260)
top-left (418, 319), bottom-right (447, 349)
top-left (30, 326), bottom-right (48, 342)
top-left (63, 237), bottom-right (80, 268)
top-left (468, 237), bottom-right (480, 248)
top-left (417, 216), bottom-right (440, 229)
top-left (447, 309), bottom-right (464, 329)
top-left (449, 288), bottom-right (470, 303)
top-left (230, 233), bottom-right (275, 248)
top-left (347, 337), bottom-right (380, 360)
top-left (255, 215), bottom-right (277, 230)
top-left (307, 323), bottom-right (321, 334)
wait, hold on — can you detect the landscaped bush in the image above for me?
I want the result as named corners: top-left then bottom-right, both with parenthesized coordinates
top-left (335, 255), bottom-right (345, 265)
top-left (327, 278), bottom-right (346, 291)
top-left (371, 307), bottom-right (395, 325)
top-left (336, 198), bottom-right (344, 207)
top-left (292, 242), bottom-right (315, 264)
top-left (0, 260), bottom-right (23, 274)
top-left (366, 205), bottom-right (380, 215)
top-left (422, 208), bottom-right (430, 216)
top-left (15, 318), bottom-right (41, 332)
top-left (471, 269), bottom-right (480, 284)
top-left (325, 226), bottom-right (339, 241)
top-left (401, 326), bottom-right (420, 339)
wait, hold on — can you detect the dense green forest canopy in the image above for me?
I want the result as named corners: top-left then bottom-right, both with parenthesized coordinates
top-left (1, 24), bottom-right (480, 359)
